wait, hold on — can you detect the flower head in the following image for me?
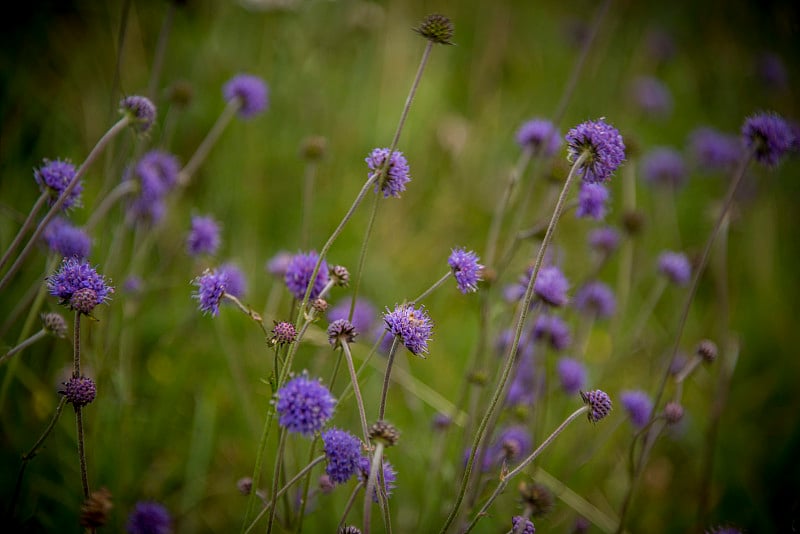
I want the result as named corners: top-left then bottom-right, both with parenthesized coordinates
top-left (448, 248), bottom-right (483, 294)
top-left (565, 119), bottom-right (626, 183)
top-left (658, 251), bottom-right (691, 286)
top-left (328, 319), bottom-right (357, 347)
top-left (534, 266), bottom-right (570, 307)
top-left (630, 76), bottom-right (672, 118)
top-left (34, 159), bottom-right (82, 209)
top-left (284, 251), bottom-right (329, 301)
top-left (491, 426), bottom-right (532, 464)
top-left (414, 13), bottom-right (454, 45)
top-left (120, 96), bottom-right (156, 133)
top-left (688, 127), bottom-right (741, 172)
top-left (47, 258), bottom-right (113, 313)
top-left (126, 501), bottom-right (172, 534)
top-left (137, 150), bottom-right (180, 191)
top-left (43, 218), bottom-right (91, 260)
top-left (192, 269), bottom-right (228, 316)
top-left (187, 215), bottom-right (221, 257)
top-left (557, 357), bottom-right (586, 395)
top-left (322, 428), bottom-right (362, 485)
top-left (366, 148), bottom-right (411, 199)
top-left (358, 457), bottom-right (397, 502)
top-left (664, 402), bottom-right (684, 424)
top-left (42, 312), bottom-right (68, 338)
top-left (272, 321), bottom-right (298, 345)
top-left (642, 147), bottom-right (688, 189)
top-left (575, 183), bottom-right (609, 220)
top-left (531, 315), bottom-right (571, 351)
top-left (742, 112), bottom-right (793, 166)
top-left (620, 390), bottom-right (653, 429)
top-left (328, 298), bottom-right (377, 339)
top-left (516, 119), bottom-right (561, 156)
top-left (275, 374), bottom-right (336, 436)
top-left (588, 227), bottom-right (620, 254)
top-left (511, 516), bottom-right (536, 534)
top-left (223, 74), bottom-right (269, 119)
top-left (60, 376), bottom-right (97, 407)
top-left (581, 389), bottom-right (612, 423)
top-left (219, 262), bottom-right (247, 298)
top-left (266, 251), bottom-right (293, 277)
top-left (383, 304), bottom-right (433, 356)
top-left (574, 281), bottom-right (616, 318)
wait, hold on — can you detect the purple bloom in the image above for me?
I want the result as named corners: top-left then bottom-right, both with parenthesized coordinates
top-left (219, 262), bottom-right (247, 298)
top-left (742, 112), bottom-right (793, 166)
top-left (328, 298), bottom-right (377, 340)
top-left (491, 426), bottom-right (532, 465)
top-left (284, 251), bottom-right (329, 301)
top-left (186, 215), bottom-right (221, 257)
top-left (322, 428), bottom-right (362, 484)
top-left (60, 376), bottom-right (97, 407)
top-left (642, 147), bottom-right (688, 188)
top-left (43, 218), bottom-right (91, 259)
top-left (534, 266), bottom-right (569, 307)
top-left (47, 258), bottom-right (113, 313)
top-left (575, 183), bottom-right (609, 220)
top-left (495, 328), bottom-right (535, 361)
top-left (34, 159), bottom-right (82, 210)
top-left (275, 374), bottom-right (336, 436)
top-left (516, 119), bottom-right (561, 157)
top-left (565, 118), bottom-right (626, 183)
top-left (366, 148), bottom-right (411, 198)
top-left (272, 321), bottom-right (297, 345)
top-left (192, 269), bottom-right (228, 316)
top-left (223, 74), bottom-right (269, 119)
top-left (448, 248), bottom-right (483, 294)
top-left (126, 501), bottom-right (172, 534)
top-left (531, 315), bottom-right (571, 351)
top-left (266, 250), bottom-right (293, 277)
top-left (136, 150), bottom-right (180, 193)
top-left (383, 304), bottom-right (433, 356)
top-left (620, 390), bottom-right (653, 429)
top-left (658, 251), bottom-right (691, 286)
top-left (120, 96), bottom-right (157, 133)
top-left (588, 227), bottom-right (620, 254)
top-left (630, 76), bottom-right (673, 117)
top-left (557, 357), bottom-right (586, 395)
top-left (581, 389), bottom-right (612, 423)
top-left (512, 516), bottom-right (536, 534)
top-left (358, 457), bottom-right (397, 502)
top-left (688, 128), bottom-right (741, 172)
top-left (574, 281), bottom-right (616, 318)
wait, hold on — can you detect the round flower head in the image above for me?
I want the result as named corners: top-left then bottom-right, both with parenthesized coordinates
top-left (358, 456), bottom-right (397, 502)
top-left (574, 281), bottom-right (616, 318)
top-left (492, 425), bottom-right (532, 464)
top-left (120, 95), bottom-right (156, 134)
top-left (688, 127), bottom-right (741, 172)
top-left (192, 269), bottom-right (228, 316)
top-left (383, 304), bottom-right (434, 356)
top-left (223, 74), bottom-right (269, 119)
top-left (275, 374), bottom-right (336, 436)
top-left (284, 251), bottom-right (329, 301)
top-left (664, 402), bottom-right (684, 424)
top-left (126, 501), bottom-right (172, 534)
top-left (581, 389), bottom-right (612, 423)
top-left (511, 516), bottom-right (536, 534)
top-left (366, 148), bottom-right (411, 199)
top-left (186, 215), bottom-right (221, 257)
top-left (532, 314), bottom-right (571, 351)
top-left (43, 217), bottom-right (91, 260)
top-left (219, 262), bottom-right (247, 298)
top-left (42, 312), bottom-right (68, 338)
top-left (588, 226), bottom-right (620, 254)
top-left (630, 76), bottom-right (673, 118)
top-left (642, 147), bottom-right (688, 189)
top-left (534, 266), bottom-right (570, 307)
top-left (658, 251), bottom-right (691, 286)
top-left (448, 248), bottom-right (483, 294)
top-left (137, 150), bottom-right (180, 192)
top-left (620, 390), bottom-right (653, 429)
top-left (266, 250), bottom-right (293, 277)
top-left (322, 428), bottom-right (362, 485)
top-left (742, 112), bottom-right (793, 166)
top-left (47, 258), bottom-right (113, 313)
top-left (575, 182), bottom-right (609, 220)
top-left (565, 119), bottom-right (626, 183)
top-left (60, 376), bottom-right (97, 407)
top-left (557, 357), bottom-right (586, 395)
top-left (34, 159), bottom-right (82, 210)
top-left (328, 298), bottom-right (377, 339)
top-left (328, 319), bottom-right (357, 347)
top-left (414, 13), bottom-right (454, 45)
top-left (272, 321), bottom-right (297, 345)
top-left (697, 339), bottom-right (718, 363)
top-left (516, 119), bottom-right (561, 157)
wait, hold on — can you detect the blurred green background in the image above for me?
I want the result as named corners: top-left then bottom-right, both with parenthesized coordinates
top-left (1, 0), bottom-right (799, 532)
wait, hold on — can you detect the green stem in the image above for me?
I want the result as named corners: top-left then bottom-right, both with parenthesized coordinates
top-left (266, 427), bottom-right (287, 534)
top-left (348, 192), bottom-right (379, 325)
top-left (0, 193), bottom-right (47, 273)
top-left (342, 342), bottom-right (370, 444)
top-left (240, 400), bottom-right (275, 532)
top-left (75, 406), bottom-right (90, 499)
top-left (363, 442), bottom-right (385, 534)
top-left (378, 337), bottom-right (400, 420)
top-left (178, 99), bottom-right (240, 186)
top-left (1, 329), bottom-right (47, 366)
top-left (411, 272), bottom-right (451, 305)
top-left (337, 481), bottom-right (364, 532)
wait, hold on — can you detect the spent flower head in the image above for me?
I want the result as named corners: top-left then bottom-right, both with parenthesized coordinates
top-left (275, 373), bottom-right (336, 436)
top-left (60, 376), bottom-right (97, 407)
top-left (328, 298), bottom-right (377, 339)
top-left (565, 118), bottom-right (626, 183)
top-left (328, 319), bottom-right (357, 347)
top-left (448, 247), bottom-right (483, 294)
top-left (47, 258), bottom-right (113, 313)
top-left (742, 112), bottom-right (793, 166)
top-left (34, 159), bottom-right (82, 210)
top-left (383, 303), bottom-right (433, 356)
top-left (284, 251), bottom-right (329, 301)
top-left (120, 96), bottom-right (156, 133)
top-left (223, 74), bottom-right (269, 119)
top-left (272, 321), bottom-right (298, 345)
top-left (366, 148), bottom-right (411, 199)
top-left (414, 13), bottom-right (454, 45)
top-left (42, 312), bottom-right (68, 338)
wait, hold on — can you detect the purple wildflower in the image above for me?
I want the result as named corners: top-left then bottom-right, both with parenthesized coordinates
top-left (275, 374), bottom-right (336, 436)
top-left (620, 390), bottom-right (653, 429)
top-left (582, 389), bottom-right (612, 423)
top-left (516, 119), bottom-right (561, 157)
top-left (630, 76), bottom-right (673, 117)
top-left (574, 281), bottom-right (616, 318)
top-left (742, 112), bottom-right (793, 166)
top-left (511, 516), bottom-right (536, 534)
top-left (192, 269), bottom-right (228, 316)
top-left (575, 182), bottom-right (609, 220)
top-left (366, 148), bottom-right (411, 198)
top-left (186, 215), bottom-right (221, 257)
top-left (642, 147), bottom-right (688, 188)
top-left (219, 262), bottom-right (247, 298)
top-left (223, 74), bottom-right (269, 118)
top-left (383, 304), bottom-right (433, 356)
top-left (448, 248), bottom-right (483, 294)
top-left (266, 250), bottom-right (293, 277)
top-left (272, 321), bottom-right (297, 345)
top-left (327, 319), bottom-right (357, 346)
top-left (531, 315), bottom-right (571, 351)
top-left (557, 357), bottom-right (586, 395)
top-left (60, 376), bottom-right (97, 407)
top-left (120, 96), bottom-right (156, 133)
top-left (321, 428), bottom-right (362, 484)
top-left (284, 251), bottom-right (329, 301)
top-left (588, 226), bottom-right (620, 254)
top-left (137, 150), bottom-right (180, 191)
top-left (565, 119), bottom-right (626, 183)
top-left (658, 251), bottom-right (691, 286)
top-left (47, 258), bottom-right (113, 313)
top-left (126, 501), bottom-right (172, 534)
top-left (688, 128), bottom-right (741, 172)
top-left (328, 298), bottom-right (377, 339)
top-left (34, 159), bottom-right (82, 210)
top-left (491, 426), bottom-right (532, 465)
top-left (534, 266), bottom-right (570, 307)
top-left (358, 457), bottom-right (397, 502)
top-left (43, 218), bottom-right (91, 259)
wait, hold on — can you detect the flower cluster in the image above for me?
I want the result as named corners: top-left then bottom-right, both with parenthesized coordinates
top-left (34, 159), bottom-right (82, 209)
top-left (187, 215), bottom-right (221, 257)
top-left (322, 428), bottom-right (362, 484)
top-left (383, 304), bottom-right (434, 356)
top-left (126, 150), bottom-right (180, 224)
top-left (516, 119), bottom-right (561, 156)
top-left (192, 269), bottom-right (228, 316)
top-left (742, 112), bottom-right (793, 166)
top-left (47, 258), bottom-right (113, 313)
top-left (43, 218), bottom-right (91, 260)
top-left (126, 501), bottom-right (172, 534)
top-left (582, 389), bottom-right (612, 423)
top-left (448, 248), bottom-right (483, 294)
top-left (120, 95), bottom-right (157, 133)
top-left (223, 74), bottom-right (269, 119)
top-left (366, 148), bottom-right (411, 199)
top-left (284, 251), bottom-right (329, 301)
top-left (275, 374), bottom-right (336, 436)
top-left (565, 119), bottom-right (626, 183)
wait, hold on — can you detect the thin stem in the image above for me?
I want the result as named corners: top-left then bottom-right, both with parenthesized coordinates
top-left (485, 148), bottom-right (534, 268)
top-left (292, 438), bottom-right (319, 533)
top-left (363, 442), bottom-right (385, 534)
top-left (439, 152), bottom-right (588, 534)
top-left (147, 2), bottom-right (175, 99)
top-left (337, 481), bottom-right (365, 532)
top-left (73, 311), bottom-right (81, 377)
top-left (266, 428), bottom-right (288, 534)
top-left (223, 293), bottom-right (269, 337)
top-left (178, 100), bottom-right (240, 186)
top-left (1, 329), bottom-right (47, 366)
top-left (75, 406), bottom-right (90, 499)
top-left (0, 117), bottom-right (131, 293)
top-left (388, 41), bottom-right (433, 155)
top-left (378, 337), bottom-right (400, 420)
top-left (0, 193), bottom-right (47, 273)
top-left (627, 277), bottom-right (667, 343)
top-left (84, 179), bottom-right (138, 231)
top-left (240, 401), bottom-right (275, 532)
top-left (410, 272), bottom-right (452, 305)
top-left (673, 355), bottom-right (702, 384)
top-left (348, 192), bottom-right (380, 324)
top-left (342, 342), bottom-right (371, 444)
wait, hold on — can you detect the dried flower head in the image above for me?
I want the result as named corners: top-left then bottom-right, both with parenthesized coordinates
top-left (284, 251), bottom-right (329, 301)
top-left (60, 376), bottom-right (97, 407)
top-left (369, 420), bottom-right (400, 447)
top-left (366, 147), bottom-right (412, 198)
top-left (34, 159), bottom-right (82, 210)
top-left (275, 373), bottom-right (335, 436)
top-left (516, 119), bottom-right (561, 157)
top-left (322, 428), bottom-right (362, 484)
top-left (414, 13), bottom-right (454, 45)
top-left (312, 298), bottom-right (328, 313)
top-left (621, 210), bottom-right (646, 235)
top-left (620, 390), bottom-right (653, 429)
top-left (328, 298), bottom-right (377, 340)
top-left (581, 389), bottom-right (612, 423)
top-left (80, 487), bottom-right (113, 529)
top-left (565, 118), bottom-right (626, 183)
top-left (664, 402), bottom-right (684, 424)
top-left (192, 269), bottom-right (228, 316)
top-left (42, 312), bottom-right (68, 338)
top-left (328, 319), bottom-right (357, 347)
top-left (448, 248), bottom-right (483, 294)
top-left (330, 265), bottom-right (350, 287)
top-left (697, 339), bottom-right (718, 363)
top-left (126, 501), bottom-right (172, 534)
top-left (47, 258), bottom-right (113, 313)
top-left (120, 96), bottom-right (157, 133)
top-left (237, 477), bottom-right (253, 495)
top-left (272, 321), bottom-right (298, 345)
top-left (742, 112), bottom-right (793, 166)
top-left (383, 304), bottom-right (434, 356)
top-left (187, 215), bottom-right (221, 257)
top-left (223, 74), bottom-right (269, 119)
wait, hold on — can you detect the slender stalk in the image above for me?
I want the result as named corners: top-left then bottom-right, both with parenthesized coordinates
top-left (627, 277), bottom-right (667, 343)
top-left (1, 329), bottom-right (47, 366)
top-left (411, 272), bottom-right (451, 305)
top-left (378, 337), bottom-right (400, 420)
top-left (363, 441), bottom-right (385, 534)
top-left (0, 117), bottom-right (131, 292)
top-left (337, 481), bottom-right (365, 532)
top-left (0, 193), bottom-right (47, 273)
top-left (73, 311), bottom-right (81, 376)
top-left (485, 148), bottom-right (534, 268)
top-left (75, 407), bottom-right (90, 499)
top-left (348, 192), bottom-right (380, 324)
top-left (223, 293), bottom-right (269, 337)
top-left (147, 2), bottom-right (175, 99)
top-left (439, 152), bottom-right (589, 533)
top-left (84, 179), bottom-right (138, 231)
top-left (342, 342), bottom-right (370, 444)
top-left (178, 100), bottom-right (240, 186)
top-left (292, 438), bottom-right (319, 533)
top-left (240, 401), bottom-right (275, 532)
top-left (266, 428), bottom-right (288, 534)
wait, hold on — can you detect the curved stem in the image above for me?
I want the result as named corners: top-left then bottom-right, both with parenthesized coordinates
top-left (337, 481), bottom-right (364, 532)
top-left (266, 428), bottom-right (287, 534)
top-left (363, 441), bottom-right (385, 534)
top-left (240, 401), bottom-right (275, 532)
top-left (342, 342), bottom-right (371, 444)
top-left (178, 99), bottom-right (240, 186)
top-left (411, 272), bottom-right (451, 305)
top-left (348, 191), bottom-right (380, 324)
top-left (1, 329), bottom-right (47, 366)
top-left (378, 337), bottom-right (400, 420)
top-left (0, 193), bottom-right (47, 273)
